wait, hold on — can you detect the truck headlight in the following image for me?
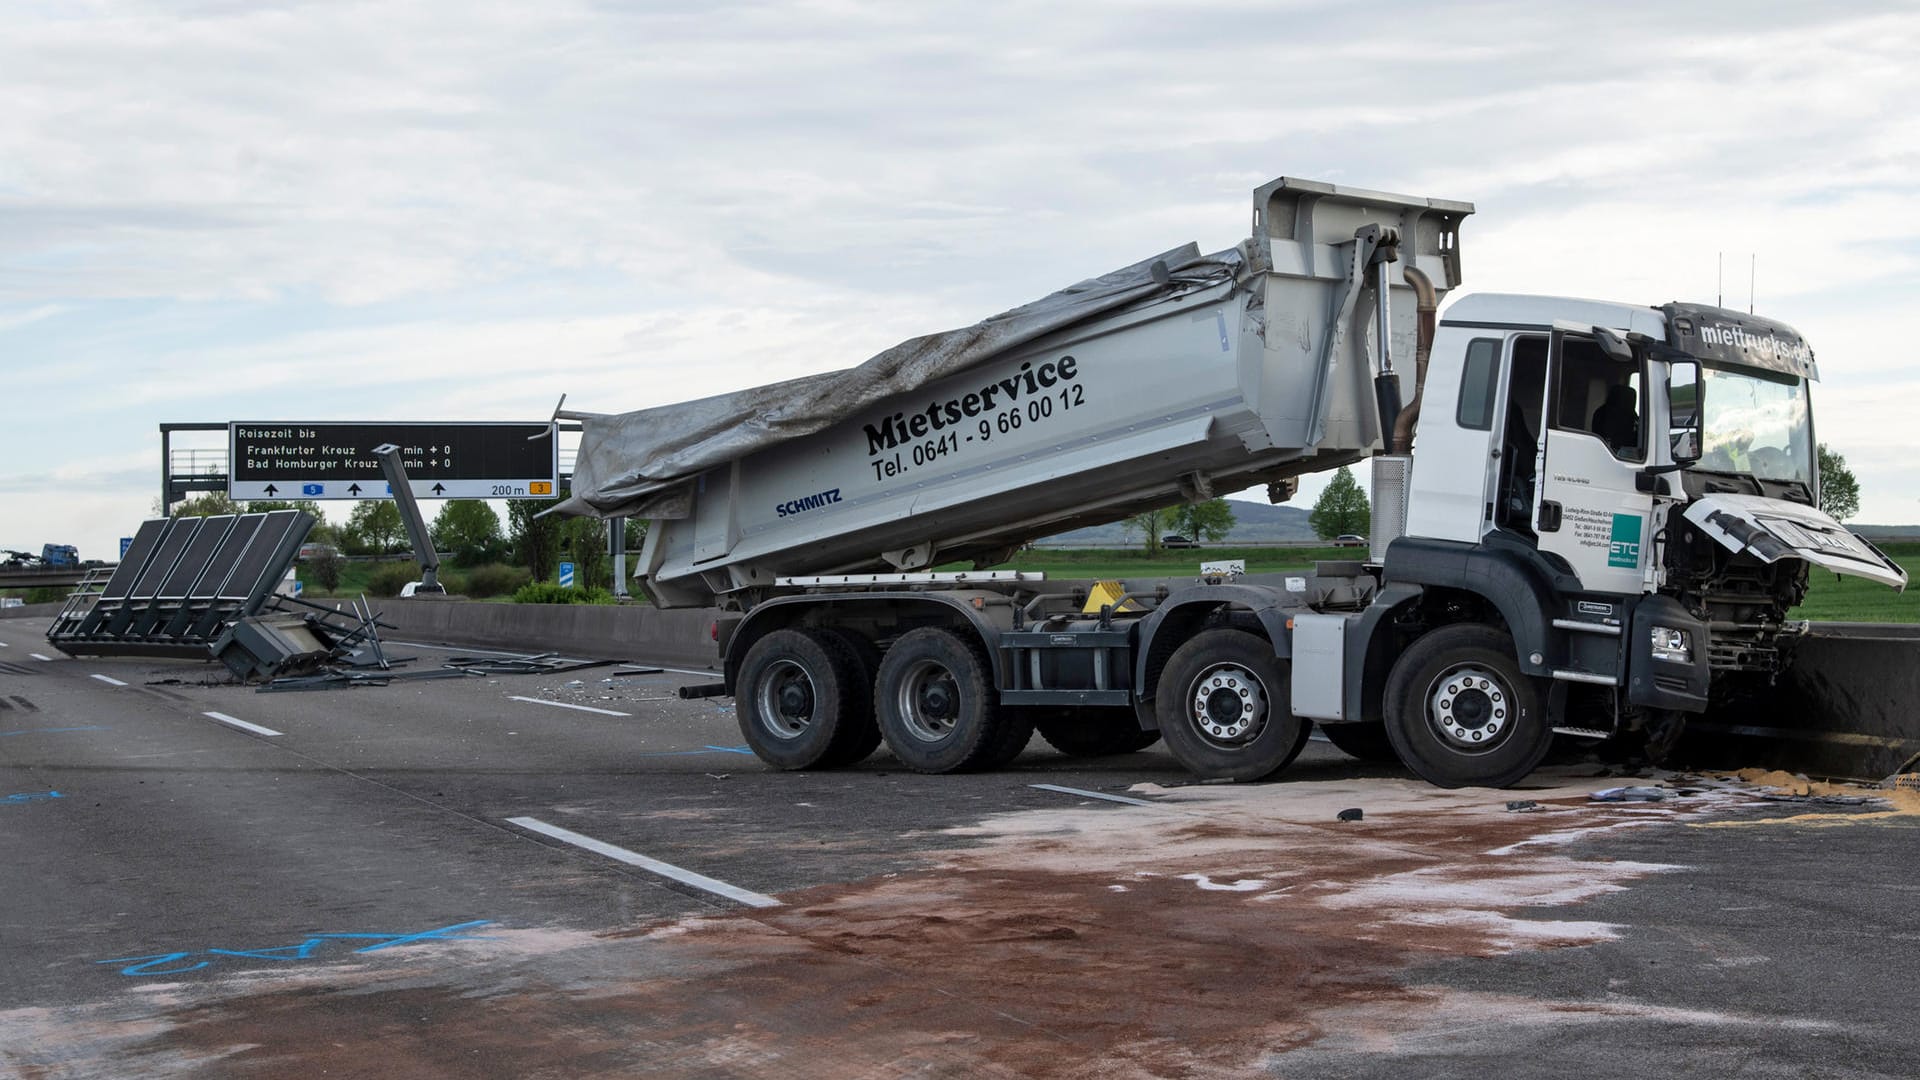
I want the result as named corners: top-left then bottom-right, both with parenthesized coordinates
top-left (1650, 626), bottom-right (1693, 664)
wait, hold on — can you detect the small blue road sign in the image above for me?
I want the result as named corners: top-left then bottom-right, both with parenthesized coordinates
top-left (558, 561), bottom-right (575, 588)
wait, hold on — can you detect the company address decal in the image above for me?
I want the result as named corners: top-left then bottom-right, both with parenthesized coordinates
top-left (860, 355), bottom-right (1088, 482)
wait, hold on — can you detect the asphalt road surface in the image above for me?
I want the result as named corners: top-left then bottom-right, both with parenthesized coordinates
top-left (1, 613), bottom-right (1915, 1079)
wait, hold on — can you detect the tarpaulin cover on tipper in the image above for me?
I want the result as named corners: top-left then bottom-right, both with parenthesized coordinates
top-left (554, 243), bottom-right (1244, 520)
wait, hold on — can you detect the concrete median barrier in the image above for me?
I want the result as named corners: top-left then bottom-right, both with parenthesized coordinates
top-left (1688, 622), bottom-right (1920, 781)
top-left (367, 598), bottom-right (723, 669)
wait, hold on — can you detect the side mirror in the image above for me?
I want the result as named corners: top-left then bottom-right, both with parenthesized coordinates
top-left (1667, 360), bottom-right (1702, 465)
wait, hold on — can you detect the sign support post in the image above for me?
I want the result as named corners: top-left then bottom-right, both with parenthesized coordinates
top-left (372, 444), bottom-right (443, 595)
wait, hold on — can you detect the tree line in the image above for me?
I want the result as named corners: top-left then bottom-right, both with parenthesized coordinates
top-left (162, 491), bottom-right (643, 591)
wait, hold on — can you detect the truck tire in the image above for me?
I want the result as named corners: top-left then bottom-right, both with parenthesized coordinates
top-left (1034, 710), bottom-right (1162, 757)
top-left (1155, 629), bottom-right (1310, 782)
top-left (1318, 721), bottom-right (1400, 763)
top-left (815, 628), bottom-right (884, 767)
top-left (874, 627), bottom-right (1006, 774)
top-left (1382, 624), bottom-right (1551, 789)
top-left (735, 628), bottom-right (866, 770)
top-left (980, 707), bottom-right (1037, 768)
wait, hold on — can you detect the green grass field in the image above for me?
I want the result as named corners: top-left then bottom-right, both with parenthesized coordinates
top-left (958, 541), bottom-right (1920, 623)
top-left (1787, 540), bottom-right (1920, 623)
top-left (949, 544), bottom-right (1364, 581)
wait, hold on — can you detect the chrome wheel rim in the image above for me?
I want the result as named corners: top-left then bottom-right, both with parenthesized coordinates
top-left (1186, 663), bottom-right (1268, 749)
top-left (1425, 664), bottom-right (1511, 751)
top-left (894, 658), bottom-right (960, 743)
top-left (752, 659), bottom-right (816, 740)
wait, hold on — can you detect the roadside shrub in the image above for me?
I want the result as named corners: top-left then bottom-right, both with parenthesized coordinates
top-left (366, 563), bottom-right (419, 597)
top-left (310, 550), bottom-right (345, 593)
top-left (510, 582), bottom-right (616, 605)
top-left (463, 563), bottom-right (532, 599)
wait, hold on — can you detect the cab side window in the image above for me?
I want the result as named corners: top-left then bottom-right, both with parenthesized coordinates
top-left (1455, 338), bottom-right (1501, 430)
top-left (1551, 337), bottom-right (1645, 463)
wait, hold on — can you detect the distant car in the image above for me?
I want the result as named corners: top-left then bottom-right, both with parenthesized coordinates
top-left (1161, 535), bottom-right (1199, 549)
top-left (297, 543), bottom-right (339, 561)
top-left (1333, 534), bottom-right (1367, 547)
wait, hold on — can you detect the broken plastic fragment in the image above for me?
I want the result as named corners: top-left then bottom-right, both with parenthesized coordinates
top-left (1590, 786), bottom-right (1666, 802)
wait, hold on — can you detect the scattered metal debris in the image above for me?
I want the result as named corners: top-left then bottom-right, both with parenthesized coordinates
top-left (253, 607), bottom-right (620, 692)
top-left (442, 653), bottom-right (617, 678)
top-left (1505, 800), bottom-right (1541, 812)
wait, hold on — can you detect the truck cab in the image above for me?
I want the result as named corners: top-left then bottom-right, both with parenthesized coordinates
top-left (1323, 293), bottom-right (1907, 785)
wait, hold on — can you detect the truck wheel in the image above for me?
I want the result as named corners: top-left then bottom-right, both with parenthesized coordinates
top-left (980, 707), bottom-right (1036, 768)
top-left (735, 628), bottom-right (864, 770)
top-left (1382, 624), bottom-right (1551, 788)
top-left (1035, 710), bottom-right (1162, 757)
top-left (1318, 721), bottom-right (1400, 763)
top-left (1155, 629), bottom-right (1309, 782)
top-left (875, 627), bottom-right (1005, 774)
top-left (814, 628), bottom-right (884, 767)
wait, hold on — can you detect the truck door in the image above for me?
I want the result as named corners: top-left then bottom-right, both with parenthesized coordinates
top-left (1532, 327), bottom-right (1655, 594)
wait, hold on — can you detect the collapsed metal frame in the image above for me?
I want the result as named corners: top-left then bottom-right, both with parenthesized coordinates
top-left (47, 510), bottom-right (313, 659)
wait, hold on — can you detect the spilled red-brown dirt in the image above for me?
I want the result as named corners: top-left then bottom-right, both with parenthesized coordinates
top-left (27, 777), bottom-right (1777, 1078)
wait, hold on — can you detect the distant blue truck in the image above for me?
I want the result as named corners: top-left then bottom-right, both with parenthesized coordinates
top-left (40, 544), bottom-right (79, 568)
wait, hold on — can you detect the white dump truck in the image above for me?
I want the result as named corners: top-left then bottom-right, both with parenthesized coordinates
top-left (557, 176), bottom-right (1906, 788)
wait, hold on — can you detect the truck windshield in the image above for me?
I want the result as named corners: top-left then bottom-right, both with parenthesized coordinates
top-left (1695, 364), bottom-right (1814, 485)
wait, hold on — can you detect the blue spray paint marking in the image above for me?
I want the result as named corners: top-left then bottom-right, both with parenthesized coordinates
top-left (631, 745), bottom-right (755, 758)
top-left (308, 921), bottom-right (498, 953)
top-left (2, 791), bottom-right (63, 804)
top-left (0, 726), bottom-right (106, 738)
top-left (97, 920), bottom-right (498, 977)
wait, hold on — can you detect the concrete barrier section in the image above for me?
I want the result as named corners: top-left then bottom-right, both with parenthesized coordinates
top-left (368, 599), bottom-right (723, 670)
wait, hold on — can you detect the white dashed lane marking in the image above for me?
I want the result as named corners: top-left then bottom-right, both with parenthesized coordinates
top-left (507, 696), bottom-right (632, 718)
top-left (1030, 784), bottom-right (1163, 808)
top-left (203, 711), bottom-right (283, 737)
top-left (507, 816), bottom-right (780, 909)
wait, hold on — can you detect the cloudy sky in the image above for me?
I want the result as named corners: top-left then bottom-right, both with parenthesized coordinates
top-left (4, 0), bottom-right (1918, 559)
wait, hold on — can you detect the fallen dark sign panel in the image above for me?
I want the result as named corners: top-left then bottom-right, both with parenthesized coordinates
top-left (46, 510), bottom-right (313, 660)
top-left (228, 421), bottom-right (558, 500)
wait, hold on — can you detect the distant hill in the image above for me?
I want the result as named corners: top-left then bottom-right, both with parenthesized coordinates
top-left (1039, 498), bottom-right (1316, 546)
